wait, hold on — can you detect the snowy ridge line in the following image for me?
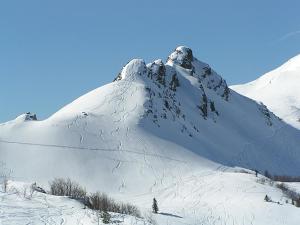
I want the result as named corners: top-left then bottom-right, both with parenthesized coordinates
top-left (0, 139), bottom-right (186, 163)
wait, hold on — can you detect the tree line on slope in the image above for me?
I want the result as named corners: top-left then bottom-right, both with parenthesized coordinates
top-left (263, 170), bottom-right (300, 182)
top-left (260, 171), bottom-right (300, 207)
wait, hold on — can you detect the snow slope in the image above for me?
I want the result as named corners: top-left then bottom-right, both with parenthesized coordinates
top-left (0, 181), bottom-right (150, 225)
top-left (1, 172), bottom-right (300, 225)
top-left (1, 46), bottom-right (300, 224)
top-left (231, 54), bottom-right (300, 129)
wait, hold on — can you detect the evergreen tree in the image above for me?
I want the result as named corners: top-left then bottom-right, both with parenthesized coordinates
top-left (101, 210), bottom-right (111, 224)
top-left (264, 170), bottom-right (271, 179)
top-left (152, 198), bottom-right (159, 214)
top-left (264, 195), bottom-right (271, 202)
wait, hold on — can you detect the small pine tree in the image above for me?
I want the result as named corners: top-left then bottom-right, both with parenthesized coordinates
top-left (152, 198), bottom-right (159, 214)
top-left (101, 210), bottom-right (111, 224)
top-left (264, 195), bottom-right (271, 202)
top-left (264, 170), bottom-right (271, 179)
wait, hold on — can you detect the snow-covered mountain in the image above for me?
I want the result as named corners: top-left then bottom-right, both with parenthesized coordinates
top-left (1, 46), bottom-right (300, 224)
top-left (231, 54), bottom-right (300, 129)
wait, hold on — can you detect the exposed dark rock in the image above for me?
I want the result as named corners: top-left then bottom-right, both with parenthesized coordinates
top-left (168, 46), bottom-right (194, 70)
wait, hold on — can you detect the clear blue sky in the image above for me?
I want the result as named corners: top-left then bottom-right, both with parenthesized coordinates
top-left (1, 0), bottom-right (300, 122)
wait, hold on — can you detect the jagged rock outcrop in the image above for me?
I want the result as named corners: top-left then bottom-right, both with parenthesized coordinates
top-left (25, 112), bottom-right (37, 121)
top-left (167, 46), bottom-right (194, 69)
top-left (168, 46), bottom-right (230, 101)
top-left (112, 47), bottom-right (232, 127)
top-left (148, 59), bottom-right (166, 86)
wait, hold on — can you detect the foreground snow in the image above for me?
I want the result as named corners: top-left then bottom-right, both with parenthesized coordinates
top-left (0, 181), bottom-right (150, 225)
top-left (1, 170), bottom-right (300, 225)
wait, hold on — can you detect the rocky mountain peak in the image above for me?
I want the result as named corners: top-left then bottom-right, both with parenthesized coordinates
top-left (167, 46), bottom-right (194, 69)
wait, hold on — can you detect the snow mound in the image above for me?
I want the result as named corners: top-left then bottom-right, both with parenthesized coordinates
top-left (114, 59), bottom-right (147, 82)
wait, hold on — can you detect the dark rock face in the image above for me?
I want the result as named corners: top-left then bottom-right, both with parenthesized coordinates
top-left (112, 47), bottom-right (231, 129)
top-left (113, 72), bottom-right (122, 82)
top-left (25, 112), bottom-right (37, 121)
top-left (167, 46), bottom-right (194, 69)
top-left (169, 73), bottom-right (180, 91)
top-left (258, 103), bottom-right (273, 126)
top-left (149, 59), bottom-right (166, 86)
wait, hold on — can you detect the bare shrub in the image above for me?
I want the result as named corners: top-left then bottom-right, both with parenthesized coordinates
top-left (49, 178), bottom-right (86, 199)
top-left (276, 183), bottom-right (300, 207)
top-left (22, 186), bottom-right (35, 200)
top-left (257, 177), bottom-right (273, 186)
top-left (119, 202), bottom-right (141, 217)
top-left (0, 162), bottom-right (12, 192)
top-left (49, 178), bottom-right (140, 218)
top-left (89, 192), bottom-right (111, 212)
top-left (89, 192), bottom-right (141, 217)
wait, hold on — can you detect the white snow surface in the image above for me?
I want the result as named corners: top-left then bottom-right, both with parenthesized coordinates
top-left (1, 173), bottom-right (300, 225)
top-left (231, 54), bottom-right (300, 129)
top-left (1, 46), bottom-right (300, 224)
top-left (0, 181), bottom-right (150, 225)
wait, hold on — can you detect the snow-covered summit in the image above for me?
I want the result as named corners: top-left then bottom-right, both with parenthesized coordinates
top-left (278, 54), bottom-right (300, 71)
top-left (231, 54), bottom-right (300, 129)
top-left (167, 46), bottom-right (194, 69)
top-left (119, 59), bottom-right (147, 81)
top-left (167, 46), bottom-right (230, 99)
top-left (2, 112), bottom-right (38, 125)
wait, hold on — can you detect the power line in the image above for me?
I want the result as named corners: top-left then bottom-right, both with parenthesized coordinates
top-left (0, 139), bottom-right (185, 163)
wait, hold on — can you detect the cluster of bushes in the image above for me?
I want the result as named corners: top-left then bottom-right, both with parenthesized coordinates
top-left (263, 170), bottom-right (300, 182)
top-left (259, 170), bottom-right (300, 207)
top-left (89, 192), bottom-right (140, 217)
top-left (49, 178), bottom-right (87, 199)
top-left (276, 183), bottom-right (300, 207)
top-left (272, 175), bottom-right (300, 182)
top-left (49, 178), bottom-right (141, 220)
top-left (0, 162), bottom-right (12, 193)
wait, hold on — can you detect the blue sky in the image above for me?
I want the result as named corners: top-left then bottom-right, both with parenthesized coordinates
top-left (1, 0), bottom-right (300, 122)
